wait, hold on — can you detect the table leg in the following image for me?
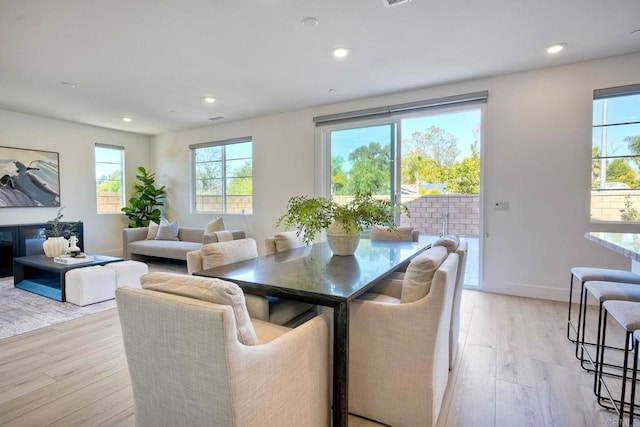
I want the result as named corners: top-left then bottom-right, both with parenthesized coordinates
top-left (333, 301), bottom-right (348, 427)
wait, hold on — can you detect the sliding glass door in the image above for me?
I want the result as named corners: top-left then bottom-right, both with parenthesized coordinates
top-left (317, 101), bottom-right (484, 288)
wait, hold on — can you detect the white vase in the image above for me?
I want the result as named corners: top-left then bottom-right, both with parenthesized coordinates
top-left (326, 221), bottom-right (361, 256)
top-left (43, 236), bottom-right (69, 258)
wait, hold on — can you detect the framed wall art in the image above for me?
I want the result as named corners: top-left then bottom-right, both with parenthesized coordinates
top-left (0, 146), bottom-right (60, 207)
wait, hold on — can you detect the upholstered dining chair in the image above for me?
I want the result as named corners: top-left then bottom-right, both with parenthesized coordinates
top-left (187, 238), bottom-right (315, 326)
top-left (264, 230), bottom-right (307, 255)
top-left (116, 273), bottom-right (330, 427)
top-left (375, 234), bottom-right (467, 370)
top-left (348, 246), bottom-right (459, 427)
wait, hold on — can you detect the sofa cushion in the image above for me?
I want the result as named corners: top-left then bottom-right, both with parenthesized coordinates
top-left (401, 246), bottom-right (448, 303)
top-left (141, 272), bottom-right (258, 345)
top-left (156, 219), bottom-right (179, 241)
top-left (146, 220), bottom-right (160, 240)
top-left (205, 217), bottom-right (226, 233)
top-left (128, 240), bottom-right (202, 261)
top-left (432, 234), bottom-right (459, 253)
top-left (201, 238), bottom-right (258, 271)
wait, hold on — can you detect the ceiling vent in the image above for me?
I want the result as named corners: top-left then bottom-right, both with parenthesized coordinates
top-left (208, 116), bottom-right (225, 122)
top-left (383, 0), bottom-right (411, 7)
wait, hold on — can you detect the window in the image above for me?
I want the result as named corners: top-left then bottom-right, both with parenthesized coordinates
top-left (190, 137), bottom-right (252, 214)
top-left (94, 144), bottom-right (124, 213)
top-left (591, 84), bottom-right (640, 222)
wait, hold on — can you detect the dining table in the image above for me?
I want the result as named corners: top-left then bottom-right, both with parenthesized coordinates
top-left (194, 236), bottom-right (432, 426)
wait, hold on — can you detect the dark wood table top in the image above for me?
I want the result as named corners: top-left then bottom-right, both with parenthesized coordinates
top-left (195, 237), bottom-right (432, 306)
top-left (13, 254), bottom-right (123, 272)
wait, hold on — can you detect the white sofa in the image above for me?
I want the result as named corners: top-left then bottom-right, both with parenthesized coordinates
top-left (123, 227), bottom-right (245, 261)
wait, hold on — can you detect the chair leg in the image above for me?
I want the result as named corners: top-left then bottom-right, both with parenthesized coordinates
top-left (630, 336), bottom-right (639, 427)
top-left (619, 331), bottom-right (632, 426)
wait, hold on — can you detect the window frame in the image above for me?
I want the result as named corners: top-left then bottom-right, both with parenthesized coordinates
top-left (190, 137), bottom-right (253, 214)
top-left (94, 143), bottom-right (125, 214)
top-left (590, 84), bottom-right (640, 223)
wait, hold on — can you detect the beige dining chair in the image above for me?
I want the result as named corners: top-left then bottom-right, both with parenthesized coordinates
top-left (186, 238), bottom-right (314, 326)
top-left (116, 272), bottom-right (330, 427)
top-left (264, 230), bottom-right (307, 255)
top-left (348, 246), bottom-right (459, 427)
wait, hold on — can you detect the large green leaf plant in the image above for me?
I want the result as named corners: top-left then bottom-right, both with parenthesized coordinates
top-left (121, 166), bottom-right (167, 228)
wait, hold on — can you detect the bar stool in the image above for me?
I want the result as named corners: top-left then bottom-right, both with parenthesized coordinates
top-left (580, 281), bottom-right (640, 373)
top-left (629, 329), bottom-right (640, 427)
top-left (595, 300), bottom-right (640, 424)
top-left (567, 267), bottom-right (640, 347)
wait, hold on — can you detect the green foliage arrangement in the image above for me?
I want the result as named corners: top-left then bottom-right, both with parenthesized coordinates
top-left (277, 193), bottom-right (409, 244)
top-left (45, 207), bottom-right (79, 237)
top-left (121, 167), bottom-right (167, 228)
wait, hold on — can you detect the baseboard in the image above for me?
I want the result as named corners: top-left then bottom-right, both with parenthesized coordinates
top-left (481, 280), bottom-right (569, 303)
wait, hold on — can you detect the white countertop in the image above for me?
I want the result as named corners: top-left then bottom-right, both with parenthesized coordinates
top-left (586, 232), bottom-right (640, 263)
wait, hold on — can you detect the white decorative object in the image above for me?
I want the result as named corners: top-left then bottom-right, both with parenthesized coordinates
top-left (68, 235), bottom-right (80, 252)
top-left (326, 220), bottom-right (361, 256)
top-left (43, 236), bottom-right (69, 258)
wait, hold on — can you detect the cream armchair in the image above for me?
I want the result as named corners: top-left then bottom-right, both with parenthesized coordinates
top-left (348, 246), bottom-right (459, 427)
top-left (116, 273), bottom-right (330, 427)
top-left (187, 238), bottom-right (314, 326)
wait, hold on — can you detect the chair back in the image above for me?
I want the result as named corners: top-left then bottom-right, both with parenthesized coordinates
top-left (187, 238), bottom-right (257, 274)
top-left (264, 231), bottom-right (306, 255)
top-left (370, 226), bottom-right (418, 242)
top-left (117, 286), bottom-right (244, 426)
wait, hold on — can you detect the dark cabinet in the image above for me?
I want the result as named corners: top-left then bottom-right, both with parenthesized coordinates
top-left (0, 222), bottom-right (84, 277)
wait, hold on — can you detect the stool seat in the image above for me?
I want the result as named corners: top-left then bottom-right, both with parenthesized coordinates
top-left (104, 260), bottom-right (148, 288)
top-left (603, 300), bottom-right (640, 331)
top-left (571, 267), bottom-right (640, 284)
top-left (66, 266), bottom-right (116, 306)
top-left (585, 281), bottom-right (640, 302)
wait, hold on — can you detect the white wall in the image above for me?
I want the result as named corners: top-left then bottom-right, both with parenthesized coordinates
top-left (151, 52), bottom-right (640, 302)
top-left (0, 109), bottom-right (150, 255)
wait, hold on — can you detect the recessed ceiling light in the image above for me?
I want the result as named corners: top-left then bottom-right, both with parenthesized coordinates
top-left (203, 97), bottom-right (216, 103)
top-left (328, 89), bottom-right (337, 94)
top-left (546, 43), bottom-right (566, 54)
top-left (632, 29), bottom-right (640, 36)
top-left (122, 117), bottom-right (132, 122)
top-left (333, 48), bottom-right (349, 58)
top-left (300, 17), bottom-right (319, 28)
top-left (60, 82), bottom-right (75, 88)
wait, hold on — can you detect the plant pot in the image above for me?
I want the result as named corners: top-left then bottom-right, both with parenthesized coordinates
top-left (326, 221), bottom-right (360, 256)
top-left (43, 236), bottom-right (69, 258)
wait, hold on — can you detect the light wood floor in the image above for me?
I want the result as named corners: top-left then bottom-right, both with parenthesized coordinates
top-left (0, 289), bottom-right (626, 426)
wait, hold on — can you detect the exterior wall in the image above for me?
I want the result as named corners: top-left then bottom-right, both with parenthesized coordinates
top-left (591, 191), bottom-right (640, 222)
top-left (194, 195), bottom-right (253, 214)
top-left (97, 193), bottom-right (122, 214)
top-left (402, 195), bottom-right (480, 237)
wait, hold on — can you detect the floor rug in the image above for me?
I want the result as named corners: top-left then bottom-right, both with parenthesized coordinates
top-left (0, 259), bottom-right (187, 340)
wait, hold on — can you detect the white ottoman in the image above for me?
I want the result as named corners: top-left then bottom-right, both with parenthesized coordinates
top-left (65, 266), bottom-right (116, 306)
top-left (104, 260), bottom-right (148, 288)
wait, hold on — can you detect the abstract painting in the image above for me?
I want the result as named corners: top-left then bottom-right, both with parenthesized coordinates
top-left (0, 146), bottom-right (60, 207)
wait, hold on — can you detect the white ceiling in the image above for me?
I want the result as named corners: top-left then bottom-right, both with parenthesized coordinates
top-left (1, 0), bottom-right (639, 136)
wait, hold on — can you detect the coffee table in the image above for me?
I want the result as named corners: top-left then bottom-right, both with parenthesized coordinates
top-left (13, 254), bottom-right (123, 302)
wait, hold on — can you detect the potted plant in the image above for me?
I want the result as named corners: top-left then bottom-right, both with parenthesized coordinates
top-left (43, 207), bottom-right (80, 257)
top-left (121, 166), bottom-right (166, 228)
top-left (276, 193), bottom-right (409, 255)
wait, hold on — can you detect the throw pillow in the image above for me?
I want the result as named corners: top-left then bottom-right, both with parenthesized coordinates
top-left (155, 219), bottom-right (179, 241)
top-left (201, 238), bottom-right (258, 271)
top-left (202, 230), bottom-right (235, 245)
top-left (401, 246), bottom-right (448, 303)
top-left (274, 231), bottom-right (305, 252)
top-left (141, 272), bottom-right (258, 345)
top-left (145, 220), bottom-right (160, 240)
top-left (370, 226), bottom-right (414, 242)
top-left (432, 234), bottom-right (460, 253)
top-left (205, 217), bottom-right (225, 233)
